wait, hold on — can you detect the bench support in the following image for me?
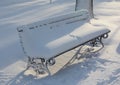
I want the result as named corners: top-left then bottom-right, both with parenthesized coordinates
top-left (26, 57), bottom-right (51, 75)
top-left (63, 34), bottom-right (106, 68)
top-left (26, 33), bottom-right (109, 75)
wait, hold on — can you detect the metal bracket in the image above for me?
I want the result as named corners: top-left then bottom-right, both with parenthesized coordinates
top-left (63, 34), bottom-right (108, 68)
top-left (26, 57), bottom-right (51, 75)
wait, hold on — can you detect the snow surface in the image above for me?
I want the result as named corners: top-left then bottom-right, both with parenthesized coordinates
top-left (20, 18), bottom-right (110, 59)
top-left (19, 9), bottom-right (110, 59)
top-left (0, 0), bottom-right (120, 85)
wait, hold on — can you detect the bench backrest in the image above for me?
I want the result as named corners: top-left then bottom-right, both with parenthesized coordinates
top-left (18, 10), bottom-right (89, 31)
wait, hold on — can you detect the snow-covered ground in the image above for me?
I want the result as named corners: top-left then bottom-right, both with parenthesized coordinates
top-left (0, 0), bottom-right (120, 85)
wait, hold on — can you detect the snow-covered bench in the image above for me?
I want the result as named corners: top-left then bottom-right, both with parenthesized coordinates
top-left (17, 10), bottom-right (110, 75)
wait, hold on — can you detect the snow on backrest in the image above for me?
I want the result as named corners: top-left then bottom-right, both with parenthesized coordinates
top-left (18, 10), bottom-right (89, 32)
top-left (17, 10), bottom-right (89, 52)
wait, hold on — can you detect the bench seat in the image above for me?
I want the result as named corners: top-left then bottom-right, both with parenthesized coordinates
top-left (19, 22), bottom-right (110, 59)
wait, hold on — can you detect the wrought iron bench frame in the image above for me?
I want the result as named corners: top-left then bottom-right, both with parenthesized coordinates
top-left (17, 10), bottom-right (110, 75)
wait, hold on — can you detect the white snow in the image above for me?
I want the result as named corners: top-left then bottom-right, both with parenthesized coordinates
top-left (0, 0), bottom-right (120, 85)
top-left (18, 10), bottom-right (90, 59)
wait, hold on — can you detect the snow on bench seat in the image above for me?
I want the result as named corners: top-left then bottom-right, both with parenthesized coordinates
top-left (18, 10), bottom-right (110, 60)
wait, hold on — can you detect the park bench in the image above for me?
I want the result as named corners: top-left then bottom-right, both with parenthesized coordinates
top-left (17, 10), bottom-right (110, 75)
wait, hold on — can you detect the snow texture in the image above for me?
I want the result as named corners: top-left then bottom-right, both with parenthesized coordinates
top-left (18, 9), bottom-right (109, 59)
top-left (0, 0), bottom-right (120, 85)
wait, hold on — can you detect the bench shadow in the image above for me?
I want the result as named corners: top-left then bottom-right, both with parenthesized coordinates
top-left (97, 68), bottom-right (120, 85)
top-left (7, 54), bottom-right (119, 85)
top-left (6, 70), bottom-right (34, 85)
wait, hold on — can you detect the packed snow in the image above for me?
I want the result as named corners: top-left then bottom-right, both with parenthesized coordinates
top-left (0, 0), bottom-right (120, 85)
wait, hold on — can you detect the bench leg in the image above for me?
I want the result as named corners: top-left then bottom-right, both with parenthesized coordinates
top-left (63, 46), bottom-right (83, 68)
top-left (26, 57), bottom-right (51, 75)
top-left (63, 35), bottom-right (107, 68)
